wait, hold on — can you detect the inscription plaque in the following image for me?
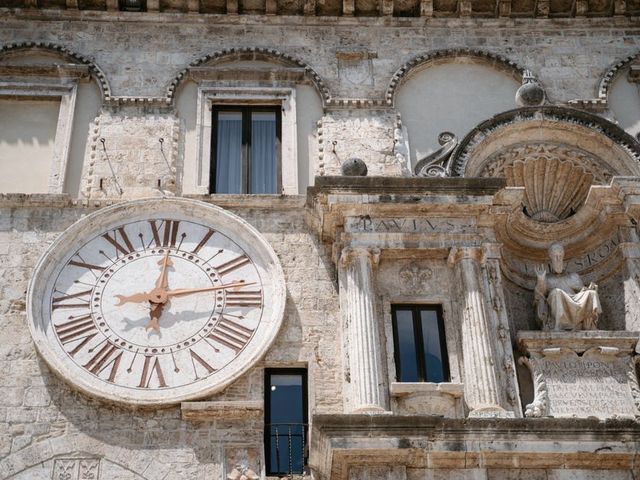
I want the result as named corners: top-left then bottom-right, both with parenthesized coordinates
top-left (518, 332), bottom-right (640, 419)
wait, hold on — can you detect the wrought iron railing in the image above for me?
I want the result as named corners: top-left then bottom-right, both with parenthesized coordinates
top-left (266, 422), bottom-right (308, 477)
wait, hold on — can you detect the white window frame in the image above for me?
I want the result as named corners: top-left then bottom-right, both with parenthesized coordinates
top-left (193, 86), bottom-right (298, 195)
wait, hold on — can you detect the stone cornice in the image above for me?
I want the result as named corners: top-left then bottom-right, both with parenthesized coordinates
top-left (310, 414), bottom-right (640, 480)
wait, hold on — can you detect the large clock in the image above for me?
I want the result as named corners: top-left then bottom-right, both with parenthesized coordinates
top-left (27, 198), bottom-right (286, 406)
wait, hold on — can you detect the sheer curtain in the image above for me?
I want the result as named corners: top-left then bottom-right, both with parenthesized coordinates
top-left (250, 111), bottom-right (277, 194)
top-left (215, 112), bottom-right (243, 194)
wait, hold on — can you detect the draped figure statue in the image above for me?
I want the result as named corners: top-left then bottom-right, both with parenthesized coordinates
top-left (534, 243), bottom-right (601, 331)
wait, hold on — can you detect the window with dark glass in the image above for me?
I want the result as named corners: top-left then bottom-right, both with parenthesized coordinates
top-left (210, 105), bottom-right (281, 194)
top-left (265, 369), bottom-right (307, 476)
top-left (391, 305), bottom-right (449, 383)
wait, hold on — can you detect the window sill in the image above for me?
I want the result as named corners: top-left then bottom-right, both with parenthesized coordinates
top-left (180, 400), bottom-right (263, 421)
top-left (390, 382), bottom-right (464, 398)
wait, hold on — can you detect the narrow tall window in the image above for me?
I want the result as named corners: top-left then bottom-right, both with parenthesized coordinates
top-left (210, 106), bottom-right (281, 194)
top-left (265, 369), bottom-right (307, 476)
top-left (391, 305), bottom-right (449, 382)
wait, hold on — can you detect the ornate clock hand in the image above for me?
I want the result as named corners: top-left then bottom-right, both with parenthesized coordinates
top-left (115, 291), bottom-right (155, 305)
top-left (154, 249), bottom-right (173, 290)
top-left (145, 302), bottom-right (165, 332)
top-left (165, 281), bottom-right (255, 298)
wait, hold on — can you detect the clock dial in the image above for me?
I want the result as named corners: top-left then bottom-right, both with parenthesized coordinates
top-left (28, 199), bottom-right (285, 405)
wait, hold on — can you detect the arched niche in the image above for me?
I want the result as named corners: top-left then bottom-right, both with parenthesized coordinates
top-left (174, 49), bottom-right (325, 195)
top-left (451, 106), bottom-right (640, 181)
top-left (0, 43), bottom-right (105, 197)
top-left (609, 64), bottom-right (640, 139)
top-left (392, 52), bottom-right (523, 168)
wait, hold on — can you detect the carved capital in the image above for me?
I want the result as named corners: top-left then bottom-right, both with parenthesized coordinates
top-left (340, 247), bottom-right (380, 268)
top-left (447, 246), bottom-right (484, 268)
top-left (482, 243), bottom-right (503, 261)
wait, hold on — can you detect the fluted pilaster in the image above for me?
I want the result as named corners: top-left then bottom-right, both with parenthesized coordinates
top-left (448, 246), bottom-right (508, 417)
top-left (339, 247), bottom-right (387, 413)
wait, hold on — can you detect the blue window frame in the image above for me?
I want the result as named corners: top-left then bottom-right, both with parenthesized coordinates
top-left (265, 368), bottom-right (307, 476)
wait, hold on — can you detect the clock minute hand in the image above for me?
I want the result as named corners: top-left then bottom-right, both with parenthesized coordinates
top-left (154, 249), bottom-right (173, 290)
top-left (166, 281), bottom-right (255, 298)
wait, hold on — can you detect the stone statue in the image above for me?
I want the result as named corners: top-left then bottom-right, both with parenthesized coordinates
top-left (534, 243), bottom-right (601, 331)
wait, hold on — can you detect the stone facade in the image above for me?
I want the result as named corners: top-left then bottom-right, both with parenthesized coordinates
top-left (0, 3), bottom-right (640, 480)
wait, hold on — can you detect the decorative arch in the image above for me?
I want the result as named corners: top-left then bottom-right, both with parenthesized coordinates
top-left (166, 47), bottom-right (331, 107)
top-left (384, 48), bottom-right (529, 107)
top-left (0, 41), bottom-right (112, 102)
top-left (449, 105), bottom-right (640, 178)
top-left (597, 51), bottom-right (640, 103)
top-left (0, 434), bottom-right (152, 479)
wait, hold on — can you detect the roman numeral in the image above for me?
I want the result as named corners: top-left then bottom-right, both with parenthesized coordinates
top-left (149, 220), bottom-right (181, 248)
top-left (138, 356), bottom-right (167, 388)
top-left (102, 227), bottom-right (135, 257)
top-left (52, 290), bottom-right (92, 310)
top-left (189, 349), bottom-right (216, 378)
top-left (83, 343), bottom-right (122, 381)
top-left (68, 259), bottom-right (105, 272)
top-left (192, 229), bottom-right (215, 254)
top-left (207, 316), bottom-right (254, 353)
top-left (54, 314), bottom-right (98, 355)
top-left (225, 289), bottom-right (262, 308)
top-left (215, 255), bottom-right (250, 276)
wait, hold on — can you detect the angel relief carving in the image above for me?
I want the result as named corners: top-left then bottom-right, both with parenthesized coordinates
top-left (534, 243), bottom-right (601, 331)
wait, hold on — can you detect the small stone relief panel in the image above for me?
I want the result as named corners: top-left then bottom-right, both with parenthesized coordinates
top-left (349, 465), bottom-right (407, 480)
top-left (81, 112), bottom-right (180, 199)
top-left (336, 51), bottom-right (376, 87)
top-left (519, 333), bottom-right (640, 419)
top-left (52, 458), bottom-right (100, 480)
top-left (223, 445), bottom-right (263, 480)
top-left (317, 110), bottom-right (411, 177)
top-left (376, 259), bottom-right (451, 298)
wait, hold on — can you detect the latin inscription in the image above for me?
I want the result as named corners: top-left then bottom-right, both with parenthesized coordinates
top-left (345, 216), bottom-right (476, 234)
top-left (536, 355), bottom-right (637, 418)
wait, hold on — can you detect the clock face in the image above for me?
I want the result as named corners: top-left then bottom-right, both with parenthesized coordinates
top-left (27, 199), bottom-right (285, 406)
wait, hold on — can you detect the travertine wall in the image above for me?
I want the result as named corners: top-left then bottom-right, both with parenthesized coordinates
top-left (0, 197), bottom-right (340, 478)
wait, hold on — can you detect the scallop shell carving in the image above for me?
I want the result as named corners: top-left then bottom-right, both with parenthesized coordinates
top-left (505, 158), bottom-right (594, 223)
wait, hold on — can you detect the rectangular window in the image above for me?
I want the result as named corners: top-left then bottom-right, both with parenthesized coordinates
top-left (210, 105), bottom-right (281, 194)
top-left (391, 305), bottom-right (449, 383)
top-left (265, 369), bottom-right (307, 476)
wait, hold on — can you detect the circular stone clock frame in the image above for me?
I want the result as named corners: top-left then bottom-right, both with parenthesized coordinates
top-left (27, 198), bottom-right (286, 406)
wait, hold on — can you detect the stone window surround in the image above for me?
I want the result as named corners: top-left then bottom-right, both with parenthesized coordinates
top-left (0, 80), bottom-right (79, 194)
top-left (382, 295), bottom-right (463, 399)
top-left (192, 85), bottom-right (299, 195)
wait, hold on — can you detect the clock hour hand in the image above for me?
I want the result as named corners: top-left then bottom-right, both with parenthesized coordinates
top-left (165, 281), bottom-right (255, 298)
top-left (114, 291), bottom-right (154, 305)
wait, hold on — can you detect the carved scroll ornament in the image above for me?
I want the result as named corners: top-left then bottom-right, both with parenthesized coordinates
top-left (414, 132), bottom-right (457, 177)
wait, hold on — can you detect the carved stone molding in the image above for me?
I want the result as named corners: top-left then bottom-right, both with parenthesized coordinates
top-left (385, 48), bottom-right (528, 107)
top-left (450, 106), bottom-right (640, 179)
top-left (0, 41), bottom-right (111, 102)
top-left (166, 47), bottom-right (330, 107)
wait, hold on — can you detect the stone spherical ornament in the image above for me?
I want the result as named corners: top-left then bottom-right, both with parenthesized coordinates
top-left (341, 157), bottom-right (368, 176)
top-left (27, 198), bottom-right (286, 406)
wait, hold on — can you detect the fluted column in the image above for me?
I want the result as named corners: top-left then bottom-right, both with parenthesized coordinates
top-left (339, 247), bottom-right (387, 413)
top-left (448, 247), bottom-right (508, 417)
